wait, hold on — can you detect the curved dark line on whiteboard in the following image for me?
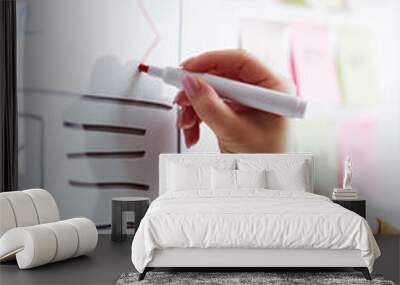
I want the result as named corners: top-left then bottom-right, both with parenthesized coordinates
top-left (63, 121), bottom-right (146, 136)
top-left (66, 151), bottom-right (145, 159)
top-left (69, 180), bottom-right (149, 191)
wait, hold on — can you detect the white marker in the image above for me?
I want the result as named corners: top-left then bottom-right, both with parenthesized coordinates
top-left (138, 64), bottom-right (307, 118)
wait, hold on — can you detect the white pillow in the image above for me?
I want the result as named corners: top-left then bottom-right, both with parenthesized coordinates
top-left (167, 163), bottom-right (211, 191)
top-left (211, 168), bottom-right (236, 190)
top-left (238, 159), bottom-right (309, 192)
top-left (266, 164), bottom-right (307, 191)
top-left (236, 169), bottom-right (267, 189)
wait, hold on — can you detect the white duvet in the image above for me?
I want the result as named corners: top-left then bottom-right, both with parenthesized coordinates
top-left (131, 190), bottom-right (380, 273)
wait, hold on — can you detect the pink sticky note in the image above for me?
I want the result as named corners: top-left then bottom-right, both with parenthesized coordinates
top-left (290, 24), bottom-right (341, 107)
top-left (338, 120), bottom-right (376, 191)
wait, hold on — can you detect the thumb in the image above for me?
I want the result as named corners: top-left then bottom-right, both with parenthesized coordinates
top-left (182, 76), bottom-right (239, 136)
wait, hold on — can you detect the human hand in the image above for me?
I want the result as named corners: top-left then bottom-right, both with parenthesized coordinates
top-left (175, 49), bottom-right (290, 153)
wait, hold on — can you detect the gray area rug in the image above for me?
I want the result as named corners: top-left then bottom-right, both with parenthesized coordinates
top-left (117, 272), bottom-right (396, 285)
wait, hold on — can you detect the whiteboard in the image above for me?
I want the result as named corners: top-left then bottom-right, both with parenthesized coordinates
top-left (18, 0), bottom-right (180, 225)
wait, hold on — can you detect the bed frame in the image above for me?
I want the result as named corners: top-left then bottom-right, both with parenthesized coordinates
top-left (138, 154), bottom-right (372, 281)
top-left (140, 248), bottom-right (370, 280)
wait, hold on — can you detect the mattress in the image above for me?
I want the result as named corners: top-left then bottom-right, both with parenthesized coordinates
top-left (131, 190), bottom-right (380, 273)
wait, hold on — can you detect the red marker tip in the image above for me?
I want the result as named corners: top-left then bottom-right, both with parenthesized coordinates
top-left (138, 63), bottom-right (149, 73)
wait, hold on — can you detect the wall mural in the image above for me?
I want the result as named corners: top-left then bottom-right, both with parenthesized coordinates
top-left (17, 0), bottom-right (400, 236)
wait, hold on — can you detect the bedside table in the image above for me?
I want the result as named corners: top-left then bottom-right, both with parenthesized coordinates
top-left (332, 199), bottom-right (366, 218)
top-left (112, 197), bottom-right (150, 242)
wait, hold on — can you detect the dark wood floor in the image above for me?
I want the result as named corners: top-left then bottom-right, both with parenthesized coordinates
top-left (0, 235), bottom-right (133, 285)
top-left (1, 234), bottom-right (398, 284)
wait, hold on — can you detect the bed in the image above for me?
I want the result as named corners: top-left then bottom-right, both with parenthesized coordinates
top-left (131, 153), bottom-right (380, 280)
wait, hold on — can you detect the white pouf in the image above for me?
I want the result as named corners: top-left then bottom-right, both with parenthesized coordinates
top-left (0, 189), bottom-right (98, 269)
top-left (0, 218), bottom-right (97, 269)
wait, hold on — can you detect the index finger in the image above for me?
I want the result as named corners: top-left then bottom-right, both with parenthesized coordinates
top-left (181, 49), bottom-right (280, 87)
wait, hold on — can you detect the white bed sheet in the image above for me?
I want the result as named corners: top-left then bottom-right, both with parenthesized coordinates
top-left (131, 190), bottom-right (380, 273)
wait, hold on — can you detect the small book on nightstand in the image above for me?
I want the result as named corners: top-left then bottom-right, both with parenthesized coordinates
top-left (332, 188), bottom-right (359, 200)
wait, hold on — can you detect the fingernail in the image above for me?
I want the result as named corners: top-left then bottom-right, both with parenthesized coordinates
top-left (176, 110), bottom-right (183, 128)
top-left (180, 57), bottom-right (194, 66)
top-left (183, 130), bottom-right (192, 148)
top-left (185, 137), bottom-right (192, 149)
top-left (182, 76), bottom-right (201, 97)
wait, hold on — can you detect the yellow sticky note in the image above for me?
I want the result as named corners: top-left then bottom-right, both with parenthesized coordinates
top-left (337, 27), bottom-right (378, 109)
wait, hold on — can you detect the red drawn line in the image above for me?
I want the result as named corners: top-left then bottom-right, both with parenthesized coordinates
top-left (137, 0), bottom-right (161, 62)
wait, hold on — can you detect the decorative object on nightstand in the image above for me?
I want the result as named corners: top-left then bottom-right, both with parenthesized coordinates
top-left (332, 199), bottom-right (366, 219)
top-left (332, 156), bottom-right (359, 200)
top-left (342, 156), bottom-right (353, 190)
top-left (112, 197), bottom-right (150, 242)
top-left (332, 188), bottom-right (359, 200)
